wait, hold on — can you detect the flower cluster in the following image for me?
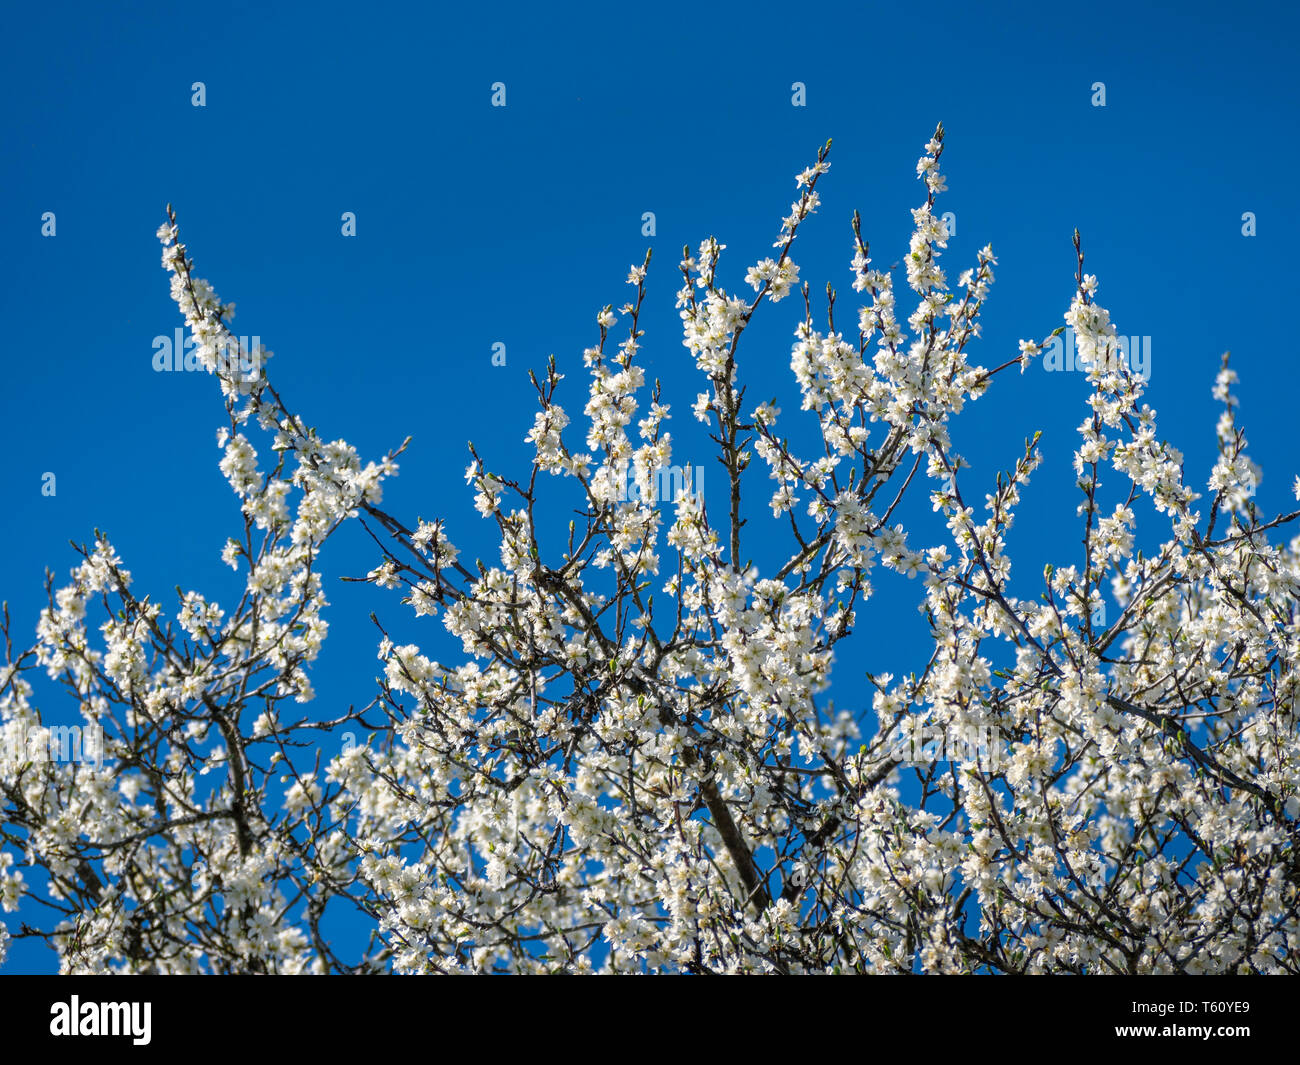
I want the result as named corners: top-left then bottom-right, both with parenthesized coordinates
top-left (3, 131), bottom-right (1298, 975)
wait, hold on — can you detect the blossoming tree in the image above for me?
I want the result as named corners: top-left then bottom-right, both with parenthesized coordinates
top-left (3, 126), bottom-right (1299, 974)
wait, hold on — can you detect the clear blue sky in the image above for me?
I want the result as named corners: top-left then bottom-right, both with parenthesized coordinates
top-left (2, 0), bottom-right (1297, 972)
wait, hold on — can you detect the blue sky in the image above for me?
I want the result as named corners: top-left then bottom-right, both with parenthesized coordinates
top-left (2, 0), bottom-right (1297, 972)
